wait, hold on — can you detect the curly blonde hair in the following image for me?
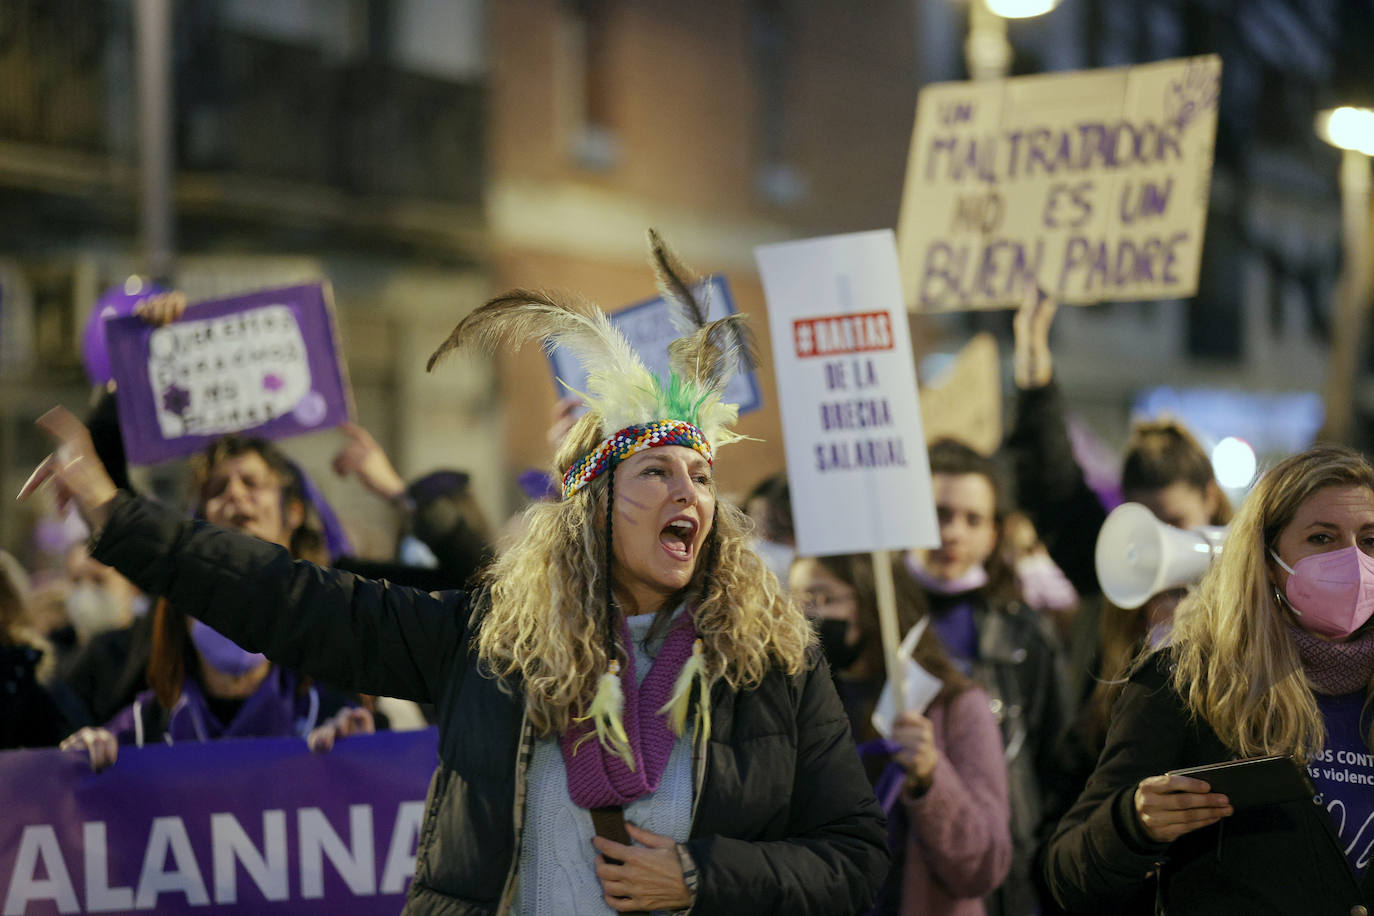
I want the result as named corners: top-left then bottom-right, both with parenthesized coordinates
top-left (476, 414), bottom-right (813, 736)
top-left (1170, 444), bottom-right (1374, 760)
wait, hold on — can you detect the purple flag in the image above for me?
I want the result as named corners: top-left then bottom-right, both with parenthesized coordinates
top-left (0, 728), bottom-right (437, 914)
top-left (106, 283), bottom-right (354, 465)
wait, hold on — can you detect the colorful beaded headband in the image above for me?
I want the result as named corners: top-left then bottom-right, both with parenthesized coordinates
top-left (562, 419), bottom-right (713, 499)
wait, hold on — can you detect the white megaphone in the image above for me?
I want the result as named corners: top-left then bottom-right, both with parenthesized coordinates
top-left (1095, 503), bottom-right (1227, 609)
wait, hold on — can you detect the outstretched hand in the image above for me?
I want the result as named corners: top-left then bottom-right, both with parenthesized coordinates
top-left (18, 407), bottom-right (119, 532)
top-left (1012, 286), bottom-right (1057, 390)
top-left (592, 821), bottom-right (691, 912)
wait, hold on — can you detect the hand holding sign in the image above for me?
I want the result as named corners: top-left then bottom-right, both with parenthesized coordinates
top-left (59, 726), bottom-right (120, 772)
top-left (306, 705), bottom-right (377, 752)
top-left (892, 712), bottom-right (939, 791)
top-left (132, 290), bottom-right (188, 328)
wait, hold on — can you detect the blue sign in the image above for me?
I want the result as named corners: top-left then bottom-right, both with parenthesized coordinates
top-left (548, 275), bottom-right (762, 416)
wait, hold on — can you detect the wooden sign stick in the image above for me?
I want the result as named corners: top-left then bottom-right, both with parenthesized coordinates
top-left (872, 548), bottom-right (907, 718)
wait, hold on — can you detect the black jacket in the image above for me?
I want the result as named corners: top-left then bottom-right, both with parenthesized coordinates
top-left (1044, 652), bottom-right (1374, 915)
top-left (0, 644), bottom-right (65, 749)
top-left (93, 491), bottom-right (889, 915)
top-left (55, 613), bottom-right (155, 727)
top-left (945, 590), bottom-right (1065, 916)
top-left (1005, 380), bottom-right (1109, 710)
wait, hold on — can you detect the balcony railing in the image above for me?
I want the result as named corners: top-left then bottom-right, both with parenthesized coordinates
top-left (0, 5), bottom-right (485, 209)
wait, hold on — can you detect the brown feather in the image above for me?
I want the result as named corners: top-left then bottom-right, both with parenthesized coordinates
top-left (648, 228), bottom-right (709, 331)
top-left (426, 289), bottom-right (603, 372)
top-left (667, 315), bottom-right (758, 392)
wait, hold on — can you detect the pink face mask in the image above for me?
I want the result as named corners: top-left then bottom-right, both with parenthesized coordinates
top-left (1271, 546), bottom-right (1374, 639)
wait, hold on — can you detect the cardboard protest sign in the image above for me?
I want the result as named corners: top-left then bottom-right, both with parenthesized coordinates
top-left (897, 54), bottom-right (1221, 310)
top-left (755, 230), bottom-right (939, 556)
top-left (107, 283), bottom-right (353, 465)
top-left (919, 332), bottom-right (1002, 455)
top-left (547, 275), bottom-right (762, 415)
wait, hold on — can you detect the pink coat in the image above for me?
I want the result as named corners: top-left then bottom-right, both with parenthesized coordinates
top-left (896, 684), bottom-right (1013, 916)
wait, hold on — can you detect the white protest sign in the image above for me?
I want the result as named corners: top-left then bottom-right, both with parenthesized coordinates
top-left (755, 230), bottom-right (940, 556)
top-left (897, 54), bottom-right (1221, 310)
top-left (146, 304), bottom-right (312, 437)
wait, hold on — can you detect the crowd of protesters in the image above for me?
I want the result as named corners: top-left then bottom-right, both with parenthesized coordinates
top-left (4, 268), bottom-right (1374, 916)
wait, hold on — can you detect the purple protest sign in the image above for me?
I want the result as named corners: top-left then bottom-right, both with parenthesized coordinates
top-left (0, 728), bottom-right (437, 915)
top-left (106, 283), bottom-right (354, 465)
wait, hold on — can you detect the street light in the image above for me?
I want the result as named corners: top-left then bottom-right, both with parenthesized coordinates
top-left (965, 0), bottom-right (1059, 82)
top-left (1315, 106), bottom-right (1374, 443)
top-left (985, 0), bottom-right (1059, 18)
top-left (1317, 107), bottom-right (1374, 157)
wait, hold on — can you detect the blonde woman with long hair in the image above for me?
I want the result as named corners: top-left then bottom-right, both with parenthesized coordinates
top-left (22, 235), bottom-right (887, 916)
top-left (1044, 444), bottom-right (1374, 915)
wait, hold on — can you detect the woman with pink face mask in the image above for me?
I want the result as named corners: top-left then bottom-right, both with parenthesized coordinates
top-left (1045, 445), bottom-right (1374, 915)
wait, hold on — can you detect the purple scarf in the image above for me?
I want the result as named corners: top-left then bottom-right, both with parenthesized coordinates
top-left (559, 612), bottom-right (698, 808)
top-left (1289, 621), bottom-right (1374, 696)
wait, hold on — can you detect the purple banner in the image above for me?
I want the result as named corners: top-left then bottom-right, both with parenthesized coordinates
top-left (106, 283), bottom-right (354, 465)
top-left (0, 728), bottom-right (437, 915)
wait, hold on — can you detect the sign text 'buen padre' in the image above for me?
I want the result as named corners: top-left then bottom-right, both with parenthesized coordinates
top-left (897, 54), bottom-right (1221, 310)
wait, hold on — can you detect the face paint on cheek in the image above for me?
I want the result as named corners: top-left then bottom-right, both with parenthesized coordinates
top-left (618, 492), bottom-right (650, 510)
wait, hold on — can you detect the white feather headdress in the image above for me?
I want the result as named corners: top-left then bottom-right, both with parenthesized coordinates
top-left (427, 229), bottom-right (756, 479)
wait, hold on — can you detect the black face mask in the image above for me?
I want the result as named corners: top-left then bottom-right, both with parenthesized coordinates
top-left (816, 618), bottom-right (863, 673)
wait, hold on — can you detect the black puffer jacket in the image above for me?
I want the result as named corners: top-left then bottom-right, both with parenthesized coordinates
top-left (93, 491), bottom-right (889, 915)
top-left (1045, 652), bottom-right (1374, 915)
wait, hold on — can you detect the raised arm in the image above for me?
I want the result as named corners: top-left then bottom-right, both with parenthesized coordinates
top-left (21, 408), bottom-right (471, 704)
top-left (1005, 290), bottom-right (1107, 598)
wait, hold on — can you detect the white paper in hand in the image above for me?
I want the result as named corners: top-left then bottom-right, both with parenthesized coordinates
top-left (870, 617), bottom-right (945, 739)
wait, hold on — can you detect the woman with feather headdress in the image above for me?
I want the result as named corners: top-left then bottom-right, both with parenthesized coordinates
top-left (23, 232), bottom-right (888, 915)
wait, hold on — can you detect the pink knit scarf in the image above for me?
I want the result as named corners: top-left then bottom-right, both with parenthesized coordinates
top-left (559, 612), bottom-right (698, 808)
top-left (1288, 621), bottom-right (1374, 695)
